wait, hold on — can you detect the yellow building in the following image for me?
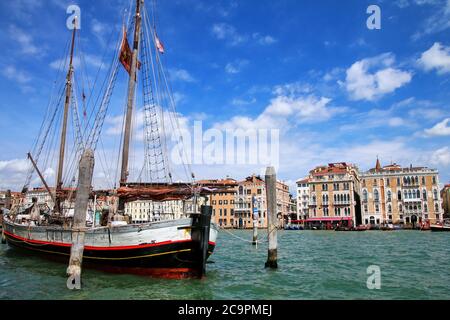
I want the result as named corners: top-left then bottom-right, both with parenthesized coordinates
top-left (360, 159), bottom-right (443, 226)
top-left (306, 163), bottom-right (361, 229)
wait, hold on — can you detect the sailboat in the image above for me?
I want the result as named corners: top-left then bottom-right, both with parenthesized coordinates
top-left (1, 0), bottom-right (223, 278)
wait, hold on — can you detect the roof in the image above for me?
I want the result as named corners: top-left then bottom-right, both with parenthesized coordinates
top-left (310, 162), bottom-right (355, 176)
top-left (296, 178), bottom-right (310, 184)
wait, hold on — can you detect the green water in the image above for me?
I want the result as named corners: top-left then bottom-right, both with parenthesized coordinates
top-left (1, 230), bottom-right (449, 300)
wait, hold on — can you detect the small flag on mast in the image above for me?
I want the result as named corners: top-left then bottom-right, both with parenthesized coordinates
top-left (155, 34), bottom-right (165, 54)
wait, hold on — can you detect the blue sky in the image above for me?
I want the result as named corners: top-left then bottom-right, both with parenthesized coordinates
top-left (0, 0), bottom-right (449, 192)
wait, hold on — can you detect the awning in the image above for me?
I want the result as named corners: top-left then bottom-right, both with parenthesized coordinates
top-left (305, 217), bottom-right (352, 222)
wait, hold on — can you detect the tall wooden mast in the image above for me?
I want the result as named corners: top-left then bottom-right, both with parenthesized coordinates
top-left (120, 0), bottom-right (143, 186)
top-left (55, 18), bottom-right (77, 214)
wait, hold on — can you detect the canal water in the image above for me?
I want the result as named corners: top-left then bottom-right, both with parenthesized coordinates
top-left (1, 230), bottom-right (449, 300)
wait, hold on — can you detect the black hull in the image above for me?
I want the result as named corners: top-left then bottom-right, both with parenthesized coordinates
top-left (5, 231), bottom-right (215, 277)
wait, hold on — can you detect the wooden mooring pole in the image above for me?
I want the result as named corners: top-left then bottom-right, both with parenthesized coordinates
top-left (67, 149), bottom-right (95, 290)
top-left (252, 196), bottom-right (258, 246)
top-left (265, 166), bottom-right (278, 269)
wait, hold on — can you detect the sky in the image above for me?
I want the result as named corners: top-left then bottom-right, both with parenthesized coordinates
top-left (0, 0), bottom-right (449, 194)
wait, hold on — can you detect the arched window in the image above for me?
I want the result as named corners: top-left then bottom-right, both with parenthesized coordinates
top-left (416, 190), bottom-right (420, 198)
top-left (398, 190), bottom-right (402, 200)
top-left (239, 186), bottom-right (243, 195)
top-left (407, 177), bottom-right (411, 184)
top-left (374, 189), bottom-right (379, 202)
top-left (388, 204), bottom-right (392, 213)
top-left (363, 190), bottom-right (368, 201)
top-left (424, 203), bottom-right (428, 212)
top-left (387, 191), bottom-right (392, 202)
top-left (415, 176), bottom-right (419, 184)
top-left (423, 190), bottom-right (427, 201)
top-left (433, 189), bottom-right (438, 200)
top-left (404, 190), bottom-right (407, 199)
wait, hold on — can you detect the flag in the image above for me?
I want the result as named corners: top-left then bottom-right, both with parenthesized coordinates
top-left (119, 26), bottom-right (141, 74)
top-left (155, 34), bottom-right (165, 54)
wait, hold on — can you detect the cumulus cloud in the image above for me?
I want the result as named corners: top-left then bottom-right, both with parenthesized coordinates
top-left (424, 118), bottom-right (450, 136)
top-left (9, 25), bottom-right (41, 56)
top-left (2, 66), bottom-right (31, 84)
top-left (211, 23), bottom-right (247, 46)
top-left (345, 53), bottom-right (412, 101)
top-left (418, 42), bottom-right (450, 74)
top-left (225, 60), bottom-right (249, 74)
top-left (430, 147), bottom-right (450, 166)
top-left (169, 68), bottom-right (196, 82)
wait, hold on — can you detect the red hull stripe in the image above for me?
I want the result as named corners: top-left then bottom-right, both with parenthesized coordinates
top-left (4, 231), bottom-right (216, 251)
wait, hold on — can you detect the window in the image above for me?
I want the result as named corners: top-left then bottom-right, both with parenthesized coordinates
top-left (246, 190), bottom-right (251, 195)
top-left (363, 190), bottom-right (368, 202)
top-left (388, 204), bottom-right (392, 213)
top-left (397, 178), bottom-right (400, 185)
top-left (374, 189), bottom-right (379, 202)
top-left (312, 185), bottom-right (316, 191)
top-left (364, 205), bottom-right (368, 212)
top-left (387, 191), bottom-right (392, 202)
top-left (219, 209), bottom-right (222, 216)
top-left (257, 189), bottom-right (262, 195)
top-left (375, 204), bottom-right (379, 212)
top-left (432, 176), bottom-right (436, 185)
top-left (323, 184), bottom-right (328, 191)
top-left (435, 203), bottom-right (439, 212)
top-left (423, 190), bottom-right (427, 201)
top-left (374, 179), bottom-right (377, 186)
top-left (324, 207), bottom-right (329, 216)
top-left (386, 178), bottom-right (390, 186)
top-left (398, 190), bottom-right (402, 201)
top-left (422, 176), bottom-right (425, 184)
top-left (224, 209), bottom-right (227, 216)
top-left (399, 204), bottom-right (403, 212)
top-left (424, 204), bottom-right (428, 213)
top-left (433, 190), bottom-right (438, 200)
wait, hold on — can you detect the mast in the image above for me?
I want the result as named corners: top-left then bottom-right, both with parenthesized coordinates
top-left (120, 0), bottom-right (143, 185)
top-left (55, 18), bottom-right (77, 214)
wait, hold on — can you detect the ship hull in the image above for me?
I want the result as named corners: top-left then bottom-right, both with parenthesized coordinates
top-left (430, 225), bottom-right (450, 232)
top-left (3, 217), bottom-right (218, 277)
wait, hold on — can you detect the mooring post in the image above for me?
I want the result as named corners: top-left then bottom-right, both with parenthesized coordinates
top-left (265, 166), bottom-right (278, 269)
top-left (67, 149), bottom-right (95, 290)
top-left (252, 195), bottom-right (258, 246)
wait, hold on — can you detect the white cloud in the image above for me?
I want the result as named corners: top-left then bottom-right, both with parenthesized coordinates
top-left (418, 42), bottom-right (450, 74)
top-left (252, 33), bottom-right (277, 45)
top-left (215, 94), bottom-right (346, 132)
top-left (2, 66), bottom-right (31, 84)
top-left (9, 25), bottom-right (41, 56)
top-left (0, 158), bottom-right (29, 190)
top-left (231, 97), bottom-right (256, 106)
top-left (345, 53), bottom-right (412, 101)
top-left (424, 118), bottom-right (450, 136)
top-left (169, 68), bottom-right (196, 82)
top-left (225, 60), bottom-right (249, 74)
top-left (430, 147), bottom-right (450, 166)
top-left (211, 23), bottom-right (247, 46)
top-left (412, 0), bottom-right (450, 40)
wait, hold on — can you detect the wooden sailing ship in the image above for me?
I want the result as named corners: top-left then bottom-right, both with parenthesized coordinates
top-left (2, 0), bottom-right (224, 278)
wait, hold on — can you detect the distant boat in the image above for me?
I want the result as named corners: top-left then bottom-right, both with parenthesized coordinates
top-left (430, 220), bottom-right (450, 232)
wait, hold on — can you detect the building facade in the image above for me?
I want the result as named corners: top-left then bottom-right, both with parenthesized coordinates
top-left (296, 178), bottom-right (310, 220)
top-left (125, 200), bottom-right (185, 223)
top-left (204, 179), bottom-right (238, 229)
top-left (360, 159), bottom-right (443, 226)
top-left (306, 163), bottom-right (361, 229)
top-left (234, 175), bottom-right (291, 229)
top-left (442, 184), bottom-right (450, 219)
